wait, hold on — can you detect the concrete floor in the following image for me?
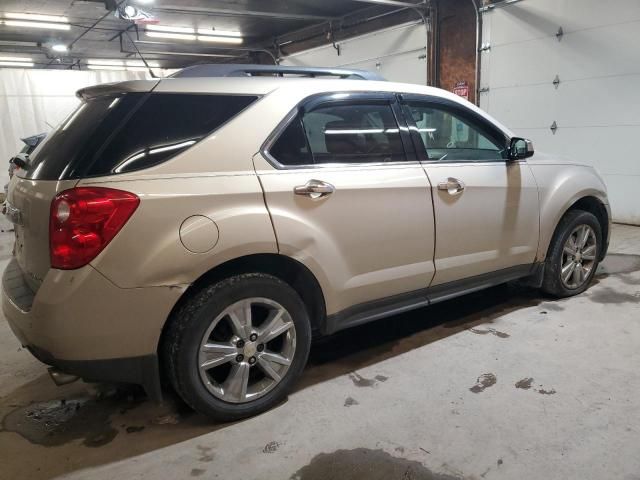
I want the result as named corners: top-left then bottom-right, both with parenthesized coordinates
top-left (1, 224), bottom-right (639, 480)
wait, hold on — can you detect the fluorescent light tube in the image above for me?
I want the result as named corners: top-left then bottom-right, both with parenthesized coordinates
top-left (3, 20), bottom-right (70, 30)
top-left (126, 60), bottom-right (160, 67)
top-left (4, 13), bottom-right (69, 23)
top-left (0, 56), bottom-right (33, 62)
top-left (197, 28), bottom-right (242, 37)
top-left (146, 24), bottom-right (194, 34)
top-left (146, 31), bottom-right (196, 41)
top-left (88, 59), bottom-right (124, 66)
top-left (87, 65), bottom-right (126, 71)
top-left (197, 35), bottom-right (243, 44)
top-left (0, 61), bottom-right (34, 67)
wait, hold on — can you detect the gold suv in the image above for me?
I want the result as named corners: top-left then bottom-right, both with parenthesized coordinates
top-left (2, 65), bottom-right (610, 420)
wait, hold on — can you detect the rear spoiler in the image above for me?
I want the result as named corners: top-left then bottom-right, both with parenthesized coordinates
top-left (76, 79), bottom-right (160, 101)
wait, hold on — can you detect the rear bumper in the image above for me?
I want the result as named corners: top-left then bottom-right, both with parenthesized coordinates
top-left (2, 257), bottom-right (186, 399)
top-left (28, 345), bottom-right (162, 401)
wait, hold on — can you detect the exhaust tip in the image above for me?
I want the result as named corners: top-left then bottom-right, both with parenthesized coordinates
top-left (48, 367), bottom-right (79, 386)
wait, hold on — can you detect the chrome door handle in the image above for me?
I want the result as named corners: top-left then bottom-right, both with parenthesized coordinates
top-left (437, 177), bottom-right (465, 196)
top-left (294, 179), bottom-right (335, 199)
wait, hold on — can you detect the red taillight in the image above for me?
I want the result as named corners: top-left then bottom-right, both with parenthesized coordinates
top-left (50, 187), bottom-right (139, 270)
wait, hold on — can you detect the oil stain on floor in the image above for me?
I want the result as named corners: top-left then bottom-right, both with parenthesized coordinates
top-left (2, 396), bottom-right (121, 447)
top-left (469, 373), bottom-right (497, 393)
top-left (289, 448), bottom-right (463, 480)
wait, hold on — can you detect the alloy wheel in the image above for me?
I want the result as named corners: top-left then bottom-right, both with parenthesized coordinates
top-left (560, 224), bottom-right (597, 289)
top-left (197, 298), bottom-right (297, 403)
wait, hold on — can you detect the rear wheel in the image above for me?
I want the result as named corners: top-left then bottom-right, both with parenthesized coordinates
top-left (163, 273), bottom-right (311, 421)
top-left (541, 210), bottom-right (602, 297)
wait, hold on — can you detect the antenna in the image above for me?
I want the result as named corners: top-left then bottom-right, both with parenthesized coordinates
top-left (123, 30), bottom-right (158, 78)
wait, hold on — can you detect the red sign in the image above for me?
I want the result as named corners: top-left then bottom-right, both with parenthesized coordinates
top-left (453, 81), bottom-right (469, 100)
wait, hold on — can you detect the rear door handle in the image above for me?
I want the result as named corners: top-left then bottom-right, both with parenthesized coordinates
top-left (437, 177), bottom-right (465, 196)
top-left (294, 179), bottom-right (335, 199)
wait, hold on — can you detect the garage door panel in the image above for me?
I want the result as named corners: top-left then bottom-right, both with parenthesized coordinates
top-left (282, 22), bottom-right (427, 85)
top-left (487, 19), bottom-right (640, 90)
top-left (486, 0), bottom-right (640, 47)
top-left (345, 51), bottom-right (426, 85)
top-left (487, 38), bottom-right (560, 87)
top-left (482, 85), bottom-right (557, 128)
top-left (482, 0), bottom-right (640, 223)
top-left (603, 175), bottom-right (640, 225)
top-left (559, 21), bottom-right (640, 79)
top-left (514, 127), bottom-right (640, 177)
top-left (488, 76), bottom-right (640, 131)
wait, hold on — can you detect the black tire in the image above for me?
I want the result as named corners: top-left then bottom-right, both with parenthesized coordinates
top-left (163, 273), bottom-right (311, 422)
top-left (541, 209), bottom-right (602, 298)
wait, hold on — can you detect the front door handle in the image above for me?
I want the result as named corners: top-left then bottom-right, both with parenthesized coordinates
top-left (437, 177), bottom-right (465, 196)
top-left (294, 179), bottom-right (335, 199)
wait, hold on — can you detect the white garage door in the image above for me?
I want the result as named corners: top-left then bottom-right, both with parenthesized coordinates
top-left (480, 0), bottom-right (640, 224)
top-left (281, 21), bottom-right (427, 85)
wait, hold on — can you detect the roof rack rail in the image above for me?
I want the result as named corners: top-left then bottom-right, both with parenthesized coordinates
top-left (170, 64), bottom-right (385, 81)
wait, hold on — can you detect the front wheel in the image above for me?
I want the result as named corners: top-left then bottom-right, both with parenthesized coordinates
top-left (163, 273), bottom-right (311, 421)
top-left (541, 210), bottom-right (602, 297)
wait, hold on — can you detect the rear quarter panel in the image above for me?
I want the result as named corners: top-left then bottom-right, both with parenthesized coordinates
top-left (82, 173), bottom-right (277, 288)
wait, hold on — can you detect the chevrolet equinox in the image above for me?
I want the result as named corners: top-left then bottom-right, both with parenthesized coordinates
top-left (2, 65), bottom-right (610, 421)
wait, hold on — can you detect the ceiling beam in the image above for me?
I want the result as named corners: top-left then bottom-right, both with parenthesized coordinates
top-left (348, 0), bottom-right (426, 8)
top-left (153, 5), bottom-right (337, 22)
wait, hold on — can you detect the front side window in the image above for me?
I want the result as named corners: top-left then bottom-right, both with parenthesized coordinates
top-left (268, 101), bottom-right (406, 166)
top-left (403, 102), bottom-right (506, 162)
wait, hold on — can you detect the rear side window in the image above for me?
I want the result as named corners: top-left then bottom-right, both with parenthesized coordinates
top-left (24, 93), bottom-right (258, 180)
top-left (269, 102), bottom-right (405, 166)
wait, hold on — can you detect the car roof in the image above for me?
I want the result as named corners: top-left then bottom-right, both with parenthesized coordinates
top-left (159, 77), bottom-right (514, 137)
top-left (77, 76), bottom-right (514, 138)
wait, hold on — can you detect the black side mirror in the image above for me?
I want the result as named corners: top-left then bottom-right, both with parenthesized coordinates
top-left (508, 137), bottom-right (534, 160)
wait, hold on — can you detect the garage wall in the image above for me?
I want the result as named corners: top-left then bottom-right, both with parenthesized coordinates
top-left (0, 68), bottom-right (146, 186)
top-left (281, 21), bottom-right (428, 85)
top-left (480, 0), bottom-right (640, 224)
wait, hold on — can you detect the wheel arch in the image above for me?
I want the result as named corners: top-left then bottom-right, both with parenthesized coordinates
top-left (159, 253), bottom-right (327, 354)
top-left (543, 194), bottom-right (610, 262)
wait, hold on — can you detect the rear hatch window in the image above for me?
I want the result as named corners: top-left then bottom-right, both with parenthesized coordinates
top-left (22, 93), bottom-right (258, 180)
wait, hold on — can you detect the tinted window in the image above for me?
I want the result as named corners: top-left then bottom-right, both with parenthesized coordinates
top-left (24, 94), bottom-right (143, 180)
top-left (89, 94), bottom-right (257, 175)
top-left (24, 93), bottom-right (257, 180)
top-left (269, 116), bottom-right (312, 166)
top-left (404, 103), bottom-right (506, 162)
top-left (302, 103), bottom-right (405, 164)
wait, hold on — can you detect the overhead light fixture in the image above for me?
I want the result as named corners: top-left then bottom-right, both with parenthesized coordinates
top-left (0, 61), bottom-right (34, 67)
top-left (51, 44), bottom-right (68, 52)
top-left (145, 24), bottom-right (243, 43)
top-left (126, 60), bottom-right (160, 67)
top-left (87, 65), bottom-right (126, 71)
top-left (146, 24), bottom-right (194, 34)
top-left (3, 20), bottom-right (70, 30)
top-left (197, 28), bottom-right (242, 38)
top-left (88, 59), bottom-right (124, 66)
top-left (196, 35), bottom-right (243, 44)
top-left (87, 59), bottom-right (160, 72)
top-left (4, 13), bottom-right (69, 23)
top-left (146, 31), bottom-right (196, 41)
top-left (0, 55), bottom-right (33, 62)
